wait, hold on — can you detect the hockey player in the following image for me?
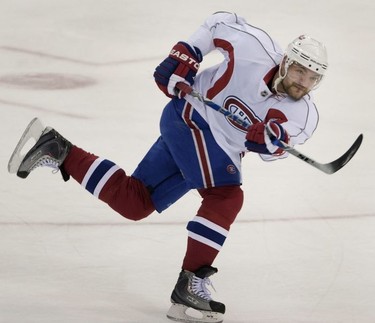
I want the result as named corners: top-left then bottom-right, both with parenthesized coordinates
top-left (9, 12), bottom-right (328, 323)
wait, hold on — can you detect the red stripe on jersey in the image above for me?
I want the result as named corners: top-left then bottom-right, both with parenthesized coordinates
top-left (207, 38), bottom-right (235, 99)
top-left (183, 102), bottom-right (214, 188)
top-left (263, 65), bottom-right (279, 86)
top-left (265, 108), bottom-right (288, 124)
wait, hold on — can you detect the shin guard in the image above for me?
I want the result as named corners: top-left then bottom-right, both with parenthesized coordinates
top-left (182, 186), bottom-right (244, 271)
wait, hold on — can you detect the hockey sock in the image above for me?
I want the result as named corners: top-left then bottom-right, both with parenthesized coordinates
top-left (62, 146), bottom-right (155, 220)
top-left (182, 186), bottom-right (244, 271)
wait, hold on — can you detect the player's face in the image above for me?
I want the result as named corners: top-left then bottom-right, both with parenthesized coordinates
top-left (281, 63), bottom-right (322, 100)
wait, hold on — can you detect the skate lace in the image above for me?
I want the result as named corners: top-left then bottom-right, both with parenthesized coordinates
top-left (191, 276), bottom-right (216, 301)
top-left (30, 156), bottom-right (60, 173)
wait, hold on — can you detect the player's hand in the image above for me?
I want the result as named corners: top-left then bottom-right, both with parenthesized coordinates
top-left (153, 41), bottom-right (202, 98)
top-left (245, 120), bottom-right (289, 155)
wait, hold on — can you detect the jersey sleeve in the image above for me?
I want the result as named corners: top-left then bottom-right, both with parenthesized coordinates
top-left (187, 12), bottom-right (247, 56)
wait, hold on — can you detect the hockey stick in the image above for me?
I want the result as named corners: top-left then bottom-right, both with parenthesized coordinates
top-left (176, 82), bottom-right (363, 174)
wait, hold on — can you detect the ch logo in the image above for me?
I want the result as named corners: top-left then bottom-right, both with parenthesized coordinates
top-left (223, 96), bottom-right (260, 132)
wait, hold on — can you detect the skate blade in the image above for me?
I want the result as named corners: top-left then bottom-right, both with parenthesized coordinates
top-left (166, 303), bottom-right (223, 323)
top-left (8, 117), bottom-right (44, 174)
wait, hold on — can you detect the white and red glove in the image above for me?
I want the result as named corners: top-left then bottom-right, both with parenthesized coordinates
top-left (153, 41), bottom-right (202, 98)
top-left (245, 120), bottom-right (289, 155)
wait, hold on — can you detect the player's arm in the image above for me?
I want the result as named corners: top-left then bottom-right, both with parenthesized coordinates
top-left (187, 11), bottom-right (247, 55)
top-left (153, 12), bottom-right (246, 98)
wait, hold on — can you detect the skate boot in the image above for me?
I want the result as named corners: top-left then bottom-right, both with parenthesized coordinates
top-left (8, 118), bottom-right (72, 180)
top-left (166, 266), bottom-right (225, 323)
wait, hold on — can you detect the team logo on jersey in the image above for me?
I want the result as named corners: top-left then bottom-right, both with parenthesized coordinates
top-left (226, 164), bottom-right (237, 174)
top-left (223, 96), bottom-right (260, 132)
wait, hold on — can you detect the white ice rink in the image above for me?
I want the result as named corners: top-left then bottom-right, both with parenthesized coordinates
top-left (1, 1), bottom-right (374, 322)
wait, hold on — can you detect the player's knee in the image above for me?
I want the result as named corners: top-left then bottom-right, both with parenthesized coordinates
top-left (113, 200), bottom-right (155, 221)
top-left (121, 207), bottom-right (153, 221)
top-left (101, 175), bottom-right (155, 221)
top-left (198, 185), bottom-right (244, 225)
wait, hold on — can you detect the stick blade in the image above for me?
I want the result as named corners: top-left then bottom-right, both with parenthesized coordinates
top-left (320, 134), bottom-right (363, 174)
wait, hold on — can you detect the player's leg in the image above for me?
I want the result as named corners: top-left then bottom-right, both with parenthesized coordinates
top-left (9, 119), bottom-right (155, 221)
top-left (183, 185), bottom-right (244, 271)
top-left (131, 136), bottom-right (191, 213)
top-left (161, 100), bottom-right (244, 322)
top-left (161, 100), bottom-right (243, 268)
top-left (168, 185), bottom-right (243, 323)
top-left (63, 145), bottom-right (155, 220)
top-left (65, 132), bottom-right (191, 218)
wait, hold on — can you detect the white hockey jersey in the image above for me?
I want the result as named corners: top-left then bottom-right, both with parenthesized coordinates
top-left (185, 12), bottom-right (319, 169)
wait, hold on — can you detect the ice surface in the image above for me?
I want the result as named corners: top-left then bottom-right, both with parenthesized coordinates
top-left (1, 0), bottom-right (374, 322)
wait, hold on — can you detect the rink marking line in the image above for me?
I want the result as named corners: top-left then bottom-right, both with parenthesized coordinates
top-left (0, 46), bottom-right (161, 66)
top-left (0, 98), bottom-right (91, 119)
top-left (0, 213), bottom-right (373, 226)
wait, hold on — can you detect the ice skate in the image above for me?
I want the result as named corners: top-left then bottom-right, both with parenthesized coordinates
top-left (166, 266), bottom-right (225, 323)
top-left (8, 117), bottom-right (72, 179)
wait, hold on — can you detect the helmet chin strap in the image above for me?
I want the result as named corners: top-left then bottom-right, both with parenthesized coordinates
top-left (272, 56), bottom-right (292, 95)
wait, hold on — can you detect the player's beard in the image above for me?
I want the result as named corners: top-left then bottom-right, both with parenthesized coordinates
top-left (280, 79), bottom-right (309, 101)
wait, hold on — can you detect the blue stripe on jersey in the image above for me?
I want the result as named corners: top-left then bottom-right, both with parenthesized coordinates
top-left (187, 220), bottom-right (227, 247)
top-left (85, 159), bottom-right (116, 194)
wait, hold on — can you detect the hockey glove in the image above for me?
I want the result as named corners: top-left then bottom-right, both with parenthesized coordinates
top-left (153, 41), bottom-right (203, 98)
top-left (245, 120), bottom-right (289, 155)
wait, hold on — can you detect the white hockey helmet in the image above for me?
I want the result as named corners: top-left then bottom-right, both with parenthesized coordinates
top-left (273, 35), bottom-right (328, 93)
top-left (285, 35), bottom-right (328, 76)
